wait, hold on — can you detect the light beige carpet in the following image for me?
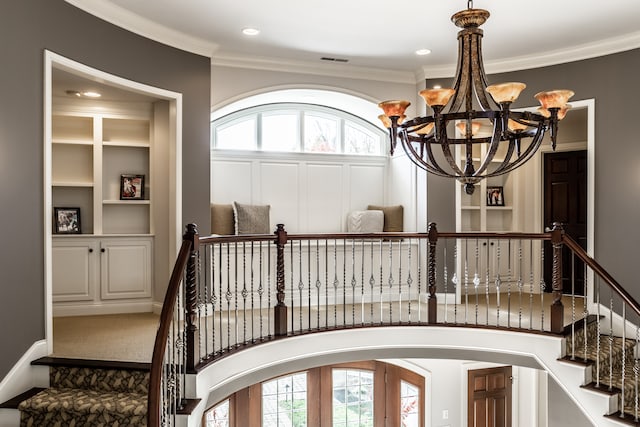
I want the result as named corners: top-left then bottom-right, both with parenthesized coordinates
top-left (52, 313), bottom-right (159, 363)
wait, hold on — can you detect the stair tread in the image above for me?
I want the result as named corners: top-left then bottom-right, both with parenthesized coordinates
top-left (18, 387), bottom-right (147, 417)
top-left (0, 387), bottom-right (47, 409)
top-left (33, 356), bottom-right (150, 371)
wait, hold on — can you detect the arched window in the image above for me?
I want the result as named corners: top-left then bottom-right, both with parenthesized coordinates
top-left (203, 362), bottom-right (424, 426)
top-left (212, 103), bottom-right (386, 156)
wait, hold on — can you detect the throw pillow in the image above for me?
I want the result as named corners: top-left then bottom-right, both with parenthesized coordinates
top-left (367, 205), bottom-right (404, 232)
top-left (347, 210), bottom-right (384, 233)
top-left (232, 202), bottom-right (271, 235)
top-left (211, 204), bottom-right (235, 235)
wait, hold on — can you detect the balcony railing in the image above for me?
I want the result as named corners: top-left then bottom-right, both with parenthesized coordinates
top-left (148, 222), bottom-right (640, 426)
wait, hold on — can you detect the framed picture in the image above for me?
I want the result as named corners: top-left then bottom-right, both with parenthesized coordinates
top-left (54, 207), bottom-right (81, 234)
top-left (486, 186), bottom-right (505, 206)
top-left (120, 174), bottom-right (145, 200)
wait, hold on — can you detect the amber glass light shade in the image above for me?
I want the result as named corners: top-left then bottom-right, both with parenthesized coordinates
top-left (534, 90), bottom-right (575, 109)
top-left (419, 88), bottom-right (456, 107)
top-left (456, 121), bottom-right (481, 136)
top-left (537, 103), bottom-right (572, 120)
top-left (378, 114), bottom-right (406, 128)
top-left (486, 82), bottom-right (526, 104)
top-left (415, 122), bottom-right (435, 135)
top-left (378, 115), bottom-right (391, 128)
top-left (378, 100), bottom-right (410, 117)
top-left (507, 119), bottom-right (528, 132)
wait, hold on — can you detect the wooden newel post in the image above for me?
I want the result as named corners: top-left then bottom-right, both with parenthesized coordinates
top-left (427, 222), bottom-right (438, 324)
top-left (550, 222), bottom-right (564, 334)
top-left (184, 223), bottom-right (200, 373)
top-left (274, 224), bottom-right (288, 337)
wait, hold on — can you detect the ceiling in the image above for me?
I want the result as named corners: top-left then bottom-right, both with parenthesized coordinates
top-left (68, 0), bottom-right (640, 80)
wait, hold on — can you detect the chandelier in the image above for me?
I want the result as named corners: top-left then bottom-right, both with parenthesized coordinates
top-left (378, 1), bottom-right (573, 194)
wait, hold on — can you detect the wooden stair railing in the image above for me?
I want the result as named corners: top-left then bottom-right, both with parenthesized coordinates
top-left (148, 221), bottom-right (640, 425)
top-left (148, 225), bottom-right (197, 426)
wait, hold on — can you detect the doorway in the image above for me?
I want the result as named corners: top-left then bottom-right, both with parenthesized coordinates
top-left (543, 150), bottom-right (587, 295)
top-left (44, 51), bottom-right (182, 356)
top-left (468, 366), bottom-right (512, 427)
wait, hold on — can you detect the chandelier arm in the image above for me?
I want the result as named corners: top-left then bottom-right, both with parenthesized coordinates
top-left (439, 137), bottom-right (466, 177)
top-left (471, 33), bottom-right (493, 111)
top-left (423, 136), bottom-right (454, 176)
top-left (471, 118), bottom-right (503, 176)
top-left (400, 136), bottom-right (451, 177)
top-left (448, 31), bottom-right (472, 113)
top-left (484, 124), bottom-right (547, 177)
top-left (489, 139), bottom-right (517, 175)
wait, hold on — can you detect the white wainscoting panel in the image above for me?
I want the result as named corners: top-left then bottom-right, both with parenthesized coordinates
top-left (211, 152), bottom-right (392, 233)
top-left (306, 163), bottom-right (344, 232)
top-left (211, 159), bottom-right (253, 204)
top-left (261, 162), bottom-right (300, 231)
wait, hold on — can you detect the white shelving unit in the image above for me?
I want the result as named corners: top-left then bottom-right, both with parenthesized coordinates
top-left (454, 124), bottom-right (521, 295)
top-left (51, 100), bottom-right (154, 314)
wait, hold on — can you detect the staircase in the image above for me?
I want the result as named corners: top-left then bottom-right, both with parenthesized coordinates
top-left (12, 357), bottom-right (149, 427)
top-left (564, 316), bottom-right (640, 425)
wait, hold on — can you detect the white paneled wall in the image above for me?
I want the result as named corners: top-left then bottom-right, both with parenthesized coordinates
top-left (211, 151), bottom-right (402, 233)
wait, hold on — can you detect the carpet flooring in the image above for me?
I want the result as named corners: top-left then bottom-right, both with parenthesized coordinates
top-left (52, 313), bottom-right (159, 363)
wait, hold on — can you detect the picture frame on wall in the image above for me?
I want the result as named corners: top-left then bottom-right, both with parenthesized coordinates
top-left (486, 186), bottom-right (505, 206)
top-left (120, 174), bottom-right (145, 200)
top-left (54, 207), bottom-right (81, 234)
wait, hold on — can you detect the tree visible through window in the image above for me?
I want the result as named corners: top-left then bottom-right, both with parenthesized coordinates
top-left (212, 103), bottom-right (385, 155)
top-left (205, 399), bottom-right (230, 427)
top-left (400, 380), bottom-right (419, 427)
top-left (262, 372), bottom-right (308, 427)
top-left (332, 369), bottom-right (374, 427)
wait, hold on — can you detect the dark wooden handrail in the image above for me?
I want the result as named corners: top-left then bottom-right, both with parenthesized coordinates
top-left (148, 223), bottom-right (640, 425)
top-left (563, 234), bottom-right (640, 318)
top-left (147, 238), bottom-right (193, 426)
top-left (255, 231), bottom-right (553, 241)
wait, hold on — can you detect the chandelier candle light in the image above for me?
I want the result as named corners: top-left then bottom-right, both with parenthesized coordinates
top-left (378, 1), bottom-right (574, 194)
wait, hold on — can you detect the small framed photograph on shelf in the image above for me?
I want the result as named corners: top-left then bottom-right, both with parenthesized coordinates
top-left (120, 174), bottom-right (145, 200)
top-left (54, 207), bottom-right (81, 234)
top-left (486, 186), bottom-right (505, 206)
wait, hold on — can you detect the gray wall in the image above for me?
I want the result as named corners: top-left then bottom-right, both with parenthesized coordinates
top-left (427, 48), bottom-right (640, 302)
top-left (0, 0), bottom-right (211, 380)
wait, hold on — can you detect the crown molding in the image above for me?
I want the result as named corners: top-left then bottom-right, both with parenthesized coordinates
top-left (419, 31), bottom-right (640, 80)
top-left (64, 0), bottom-right (218, 58)
top-left (211, 54), bottom-right (417, 85)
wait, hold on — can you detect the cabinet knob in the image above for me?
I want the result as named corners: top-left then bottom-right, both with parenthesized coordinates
top-left (101, 248), bottom-right (106, 253)
top-left (89, 248), bottom-right (93, 253)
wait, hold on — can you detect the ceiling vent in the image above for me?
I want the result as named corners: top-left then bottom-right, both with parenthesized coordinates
top-left (321, 57), bottom-right (349, 63)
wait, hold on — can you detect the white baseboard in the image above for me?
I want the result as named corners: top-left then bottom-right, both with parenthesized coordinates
top-left (52, 301), bottom-right (153, 317)
top-left (0, 409), bottom-right (20, 427)
top-left (152, 301), bottom-right (163, 315)
top-left (0, 340), bottom-right (49, 404)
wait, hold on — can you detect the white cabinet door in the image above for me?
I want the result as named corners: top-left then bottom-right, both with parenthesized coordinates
top-left (100, 238), bottom-right (152, 300)
top-left (52, 238), bottom-right (97, 302)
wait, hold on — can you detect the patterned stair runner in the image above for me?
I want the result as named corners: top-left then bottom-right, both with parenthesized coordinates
top-left (18, 364), bottom-right (149, 426)
top-left (567, 317), bottom-right (640, 422)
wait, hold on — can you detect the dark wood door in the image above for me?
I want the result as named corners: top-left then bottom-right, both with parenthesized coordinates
top-left (468, 366), bottom-right (512, 427)
top-left (543, 150), bottom-right (587, 295)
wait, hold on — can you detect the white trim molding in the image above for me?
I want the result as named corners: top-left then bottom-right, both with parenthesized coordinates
top-left (211, 53), bottom-right (417, 84)
top-left (64, 0), bottom-right (218, 58)
top-left (420, 33), bottom-right (640, 79)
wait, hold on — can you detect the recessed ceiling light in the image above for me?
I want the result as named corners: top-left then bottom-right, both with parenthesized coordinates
top-left (415, 48), bottom-right (432, 56)
top-left (82, 91), bottom-right (102, 98)
top-left (242, 28), bottom-right (260, 36)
